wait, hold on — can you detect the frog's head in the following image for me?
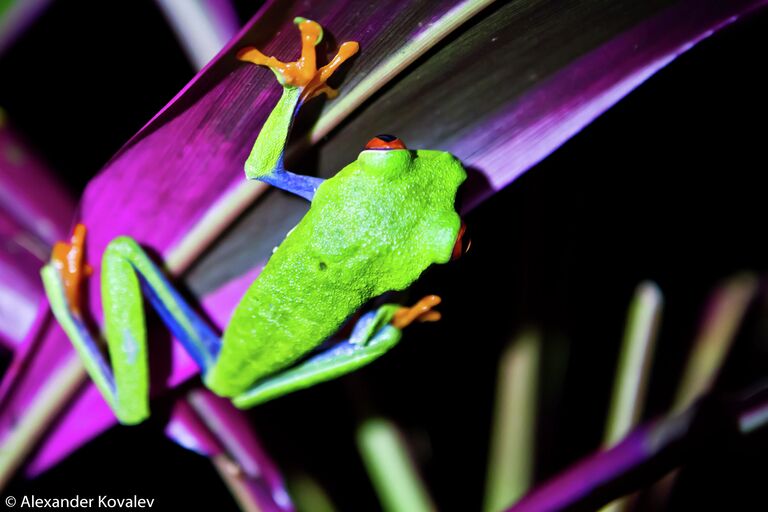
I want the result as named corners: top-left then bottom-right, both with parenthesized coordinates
top-left (357, 134), bottom-right (471, 261)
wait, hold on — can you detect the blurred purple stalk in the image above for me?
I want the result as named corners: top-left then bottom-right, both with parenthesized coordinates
top-left (506, 392), bottom-right (767, 512)
top-left (185, 389), bottom-right (293, 512)
top-left (646, 273), bottom-right (757, 507)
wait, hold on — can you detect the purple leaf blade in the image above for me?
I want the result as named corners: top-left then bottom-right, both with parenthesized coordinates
top-left (461, 0), bottom-right (768, 208)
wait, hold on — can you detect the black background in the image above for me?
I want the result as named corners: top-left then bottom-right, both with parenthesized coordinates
top-left (2, 2), bottom-right (768, 511)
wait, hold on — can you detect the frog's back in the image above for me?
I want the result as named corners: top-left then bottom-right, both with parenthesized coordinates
top-left (206, 149), bottom-right (466, 397)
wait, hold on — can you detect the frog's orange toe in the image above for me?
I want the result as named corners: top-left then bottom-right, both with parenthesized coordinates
top-left (51, 223), bottom-right (90, 314)
top-left (392, 295), bottom-right (442, 329)
top-left (237, 18), bottom-right (358, 102)
top-left (419, 311), bottom-right (442, 323)
top-left (236, 47), bottom-right (264, 63)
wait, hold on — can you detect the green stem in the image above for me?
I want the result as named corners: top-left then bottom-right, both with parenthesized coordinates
top-left (600, 282), bottom-right (663, 512)
top-left (603, 281), bottom-right (663, 445)
top-left (484, 329), bottom-right (541, 512)
top-left (357, 417), bottom-right (435, 512)
top-left (288, 473), bottom-right (337, 512)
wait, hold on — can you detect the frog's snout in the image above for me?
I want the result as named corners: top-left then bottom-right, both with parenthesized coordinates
top-left (365, 134), bottom-right (407, 150)
top-left (451, 220), bottom-right (471, 261)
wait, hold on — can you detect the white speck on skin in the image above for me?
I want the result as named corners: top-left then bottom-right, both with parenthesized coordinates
top-left (122, 330), bottom-right (139, 364)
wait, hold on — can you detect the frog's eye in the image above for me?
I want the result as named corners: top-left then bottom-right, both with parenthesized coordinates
top-left (451, 220), bottom-right (471, 261)
top-left (365, 134), bottom-right (407, 150)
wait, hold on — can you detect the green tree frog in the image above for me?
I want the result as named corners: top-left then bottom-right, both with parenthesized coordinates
top-left (41, 18), bottom-right (468, 425)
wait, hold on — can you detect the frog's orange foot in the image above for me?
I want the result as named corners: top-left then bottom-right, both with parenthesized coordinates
top-left (51, 223), bottom-right (92, 314)
top-left (237, 17), bottom-right (359, 102)
top-left (392, 295), bottom-right (442, 329)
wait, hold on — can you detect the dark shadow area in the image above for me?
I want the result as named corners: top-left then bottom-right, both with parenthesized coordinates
top-left (0, 1), bottom-right (195, 193)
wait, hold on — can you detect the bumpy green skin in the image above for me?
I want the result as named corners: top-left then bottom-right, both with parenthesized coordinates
top-left (206, 149), bottom-right (466, 396)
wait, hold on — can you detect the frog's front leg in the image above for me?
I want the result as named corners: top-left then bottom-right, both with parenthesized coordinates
top-left (239, 18), bottom-right (358, 201)
top-left (41, 224), bottom-right (221, 424)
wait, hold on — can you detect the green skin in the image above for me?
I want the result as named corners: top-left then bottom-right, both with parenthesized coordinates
top-left (41, 24), bottom-right (466, 425)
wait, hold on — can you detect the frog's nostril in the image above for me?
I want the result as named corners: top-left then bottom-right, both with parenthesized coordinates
top-left (451, 220), bottom-right (470, 261)
top-left (365, 135), bottom-right (407, 150)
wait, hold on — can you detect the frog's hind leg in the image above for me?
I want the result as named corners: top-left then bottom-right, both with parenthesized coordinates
top-left (232, 296), bottom-right (442, 408)
top-left (41, 224), bottom-right (221, 425)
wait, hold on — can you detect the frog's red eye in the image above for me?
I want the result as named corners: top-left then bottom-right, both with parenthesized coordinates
top-left (365, 134), bottom-right (407, 150)
top-left (451, 220), bottom-right (471, 261)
